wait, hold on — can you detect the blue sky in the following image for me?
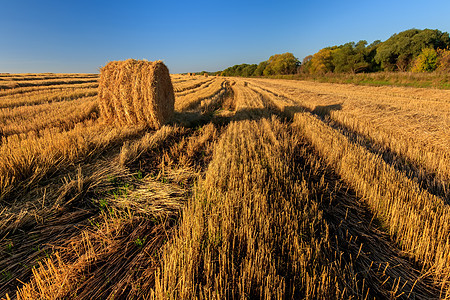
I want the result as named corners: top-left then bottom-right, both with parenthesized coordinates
top-left (1, 0), bottom-right (449, 73)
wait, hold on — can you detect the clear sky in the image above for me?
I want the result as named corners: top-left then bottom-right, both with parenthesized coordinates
top-left (1, 0), bottom-right (449, 74)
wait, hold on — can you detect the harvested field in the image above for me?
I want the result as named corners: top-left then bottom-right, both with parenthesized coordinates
top-left (0, 72), bottom-right (449, 299)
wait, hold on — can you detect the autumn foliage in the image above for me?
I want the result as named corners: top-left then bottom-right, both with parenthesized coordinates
top-left (218, 28), bottom-right (450, 76)
top-left (437, 48), bottom-right (450, 72)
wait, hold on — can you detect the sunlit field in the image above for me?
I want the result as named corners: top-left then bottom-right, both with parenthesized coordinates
top-left (0, 72), bottom-right (449, 299)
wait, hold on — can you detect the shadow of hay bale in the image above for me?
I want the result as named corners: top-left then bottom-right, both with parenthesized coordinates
top-left (311, 103), bottom-right (342, 117)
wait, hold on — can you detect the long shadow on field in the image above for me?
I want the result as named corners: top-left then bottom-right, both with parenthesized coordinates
top-left (253, 81), bottom-right (448, 199)
top-left (1, 80), bottom-right (443, 298)
top-left (168, 106), bottom-right (443, 298)
top-left (311, 103), bottom-right (342, 116)
top-left (281, 102), bottom-right (449, 201)
top-left (0, 121), bottom-right (211, 298)
top-left (320, 114), bottom-right (449, 201)
top-left (295, 142), bottom-right (440, 299)
top-left (172, 107), bottom-right (279, 129)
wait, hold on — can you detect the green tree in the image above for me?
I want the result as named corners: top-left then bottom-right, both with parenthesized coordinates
top-left (254, 61), bottom-right (268, 76)
top-left (263, 53), bottom-right (300, 76)
top-left (366, 40), bottom-right (382, 72)
top-left (242, 64), bottom-right (257, 77)
top-left (375, 29), bottom-right (450, 71)
top-left (219, 63), bottom-right (257, 77)
top-left (234, 64), bottom-right (247, 76)
top-left (332, 41), bottom-right (370, 73)
top-left (412, 48), bottom-right (438, 72)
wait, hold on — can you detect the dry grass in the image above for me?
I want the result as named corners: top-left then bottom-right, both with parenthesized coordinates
top-left (98, 59), bottom-right (175, 128)
top-left (293, 111), bottom-right (450, 296)
top-left (0, 96), bottom-right (98, 138)
top-left (0, 77), bottom-right (97, 91)
top-left (0, 82), bottom-right (98, 98)
top-left (0, 72), bottom-right (226, 298)
top-left (0, 87), bottom-right (98, 109)
top-left (153, 118), bottom-right (342, 299)
top-left (246, 78), bottom-right (450, 199)
top-left (173, 77), bottom-right (211, 93)
top-left (1, 72), bottom-right (449, 299)
top-left (175, 79), bottom-right (214, 97)
top-left (0, 121), bottom-right (148, 202)
top-left (175, 78), bottom-right (228, 111)
top-left (153, 117), bottom-right (439, 299)
top-left (12, 121), bottom-right (219, 299)
top-left (16, 179), bottom-right (184, 299)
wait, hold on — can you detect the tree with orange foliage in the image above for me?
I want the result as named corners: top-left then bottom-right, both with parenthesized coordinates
top-left (309, 48), bottom-right (335, 74)
top-left (437, 48), bottom-right (450, 72)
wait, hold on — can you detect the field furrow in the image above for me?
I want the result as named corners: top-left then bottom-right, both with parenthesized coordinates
top-left (172, 77), bottom-right (211, 93)
top-left (294, 111), bottom-right (450, 295)
top-left (247, 78), bottom-right (450, 200)
top-left (154, 116), bottom-right (439, 299)
top-left (174, 78), bottom-right (215, 96)
top-left (0, 74), bottom-right (97, 82)
top-left (0, 78), bottom-right (98, 90)
top-left (8, 123), bottom-right (219, 299)
top-left (175, 78), bottom-right (228, 111)
top-left (0, 96), bottom-right (99, 138)
top-left (0, 88), bottom-right (98, 109)
top-left (0, 82), bottom-right (98, 98)
top-left (1, 73), bottom-right (449, 299)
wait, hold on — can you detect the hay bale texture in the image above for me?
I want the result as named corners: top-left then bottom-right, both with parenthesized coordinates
top-left (98, 59), bottom-right (175, 129)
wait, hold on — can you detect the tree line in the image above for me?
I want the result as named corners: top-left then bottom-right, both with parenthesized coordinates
top-left (215, 28), bottom-right (450, 77)
top-left (218, 53), bottom-right (300, 77)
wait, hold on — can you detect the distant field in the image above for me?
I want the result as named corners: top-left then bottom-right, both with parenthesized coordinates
top-left (0, 73), bottom-right (449, 299)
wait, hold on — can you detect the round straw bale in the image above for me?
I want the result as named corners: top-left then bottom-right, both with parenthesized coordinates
top-left (204, 73), bottom-right (208, 77)
top-left (98, 59), bottom-right (174, 129)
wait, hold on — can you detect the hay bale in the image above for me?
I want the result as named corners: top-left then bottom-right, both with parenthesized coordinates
top-left (98, 59), bottom-right (174, 129)
top-left (204, 73), bottom-right (208, 77)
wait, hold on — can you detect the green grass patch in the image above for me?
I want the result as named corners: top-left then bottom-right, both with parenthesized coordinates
top-left (261, 72), bottom-right (450, 90)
